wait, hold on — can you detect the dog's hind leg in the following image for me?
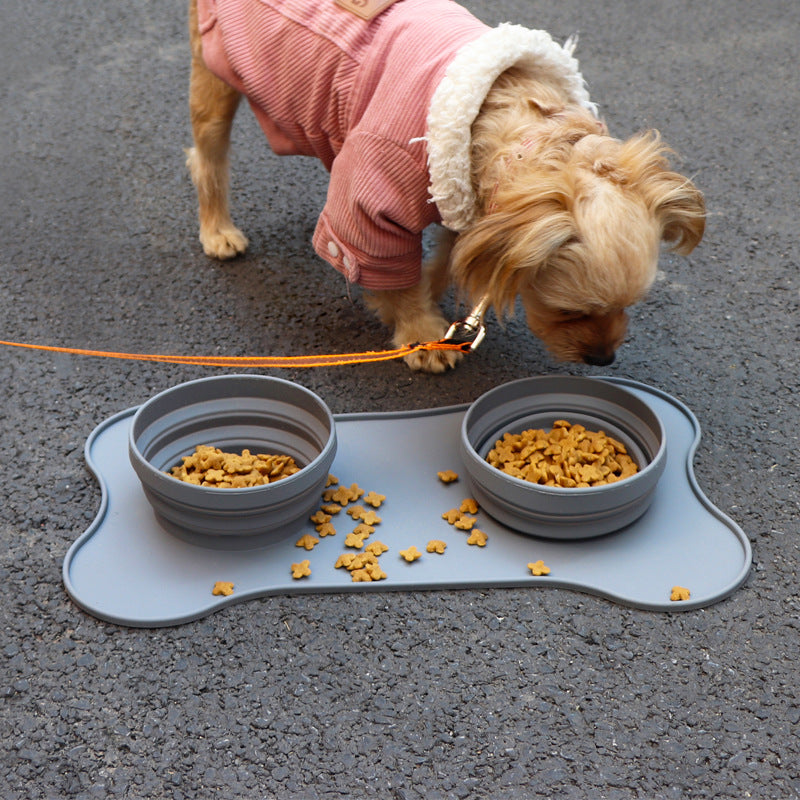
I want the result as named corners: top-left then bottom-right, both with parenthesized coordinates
top-left (186, 0), bottom-right (247, 259)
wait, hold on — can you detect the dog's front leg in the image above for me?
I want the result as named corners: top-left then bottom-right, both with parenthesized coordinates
top-left (365, 228), bottom-right (462, 373)
top-left (186, 0), bottom-right (248, 260)
top-left (365, 283), bottom-right (461, 374)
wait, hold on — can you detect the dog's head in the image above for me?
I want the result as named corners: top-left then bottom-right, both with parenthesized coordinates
top-left (451, 126), bottom-right (705, 365)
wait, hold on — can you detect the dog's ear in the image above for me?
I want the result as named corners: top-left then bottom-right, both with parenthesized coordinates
top-left (450, 194), bottom-right (577, 314)
top-left (622, 132), bottom-right (706, 255)
top-left (650, 173), bottom-right (706, 255)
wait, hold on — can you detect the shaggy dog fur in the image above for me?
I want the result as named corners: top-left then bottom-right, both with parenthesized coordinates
top-left (186, 1), bottom-right (705, 372)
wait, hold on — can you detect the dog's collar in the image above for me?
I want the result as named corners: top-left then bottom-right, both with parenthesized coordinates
top-left (423, 24), bottom-right (597, 231)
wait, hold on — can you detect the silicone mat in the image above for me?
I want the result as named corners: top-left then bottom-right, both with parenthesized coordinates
top-left (63, 379), bottom-right (751, 626)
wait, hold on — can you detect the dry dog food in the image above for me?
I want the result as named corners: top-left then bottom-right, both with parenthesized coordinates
top-left (363, 491), bottom-right (386, 508)
top-left (351, 564), bottom-right (387, 582)
top-left (467, 529), bottom-right (488, 547)
top-left (344, 522), bottom-right (377, 549)
top-left (670, 585), bottom-right (691, 601)
top-left (460, 498), bottom-right (479, 514)
top-left (335, 553), bottom-right (356, 569)
top-left (169, 445), bottom-right (300, 487)
top-left (334, 549), bottom-right (388, 582)
top-left (308, 476), bottom-right (493, 585)
top-left (316, 522), bottom-right (337, 537)
top-left (359, 510), bottom-right (381, 526)
top-left (487, 420), bottom-right (638, 487)
top-left (295, 534), bottom-right (319, 551)
top-left (291, 560), bottom-right (311, 579)
top-left (211, 581), bottom-right (235, 596)
top-left (323, 482), bottom-right (364, 505)
top-left (345, 531), bottom-right (369, 549)
top-left (527, 560), bottom-right (551, 576)
top-left (348, 552), bottom-right (378, 571)
top-left (399, 546), bottom-right (422, 563)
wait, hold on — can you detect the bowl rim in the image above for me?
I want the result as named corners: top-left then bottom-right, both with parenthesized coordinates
top-left (461, 375), bottom-right (666, 496)
top-left (129, 374), bottom-right (336, 497)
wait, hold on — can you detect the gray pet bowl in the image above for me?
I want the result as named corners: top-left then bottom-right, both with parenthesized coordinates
top-left (460, 376), bottom-right (666, 539)
top-left (129, 375), bottom-right (337, 549)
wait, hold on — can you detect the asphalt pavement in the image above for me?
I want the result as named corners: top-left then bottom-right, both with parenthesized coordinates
top-left (2, 0), bottom-right (800, 797)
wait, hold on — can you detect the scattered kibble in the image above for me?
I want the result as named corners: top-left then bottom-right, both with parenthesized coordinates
top-left (528, 560), bottom-right (551, 576)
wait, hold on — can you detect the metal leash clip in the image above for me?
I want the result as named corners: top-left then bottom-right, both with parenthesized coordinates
top-left (443, 294), bottom-right (490, 351)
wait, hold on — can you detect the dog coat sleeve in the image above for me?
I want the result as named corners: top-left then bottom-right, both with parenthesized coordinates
top-left (312, 131), bottom-right (441, 291)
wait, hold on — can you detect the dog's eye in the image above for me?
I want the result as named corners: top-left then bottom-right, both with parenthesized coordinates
top-left (557, 310), bottom-right (588, 322)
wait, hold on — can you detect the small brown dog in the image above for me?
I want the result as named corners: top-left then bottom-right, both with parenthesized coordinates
top-left (187, 0), bottom-right (704, 372)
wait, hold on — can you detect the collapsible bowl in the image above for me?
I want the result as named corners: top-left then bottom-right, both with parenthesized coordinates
top-left (460, 376), bottom-right (666, 539)
top-left (129, 375), bottom-right (336, 549)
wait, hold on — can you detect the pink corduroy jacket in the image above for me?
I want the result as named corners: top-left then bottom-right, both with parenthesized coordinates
top-left (197, 0), bottom-right (488, 290)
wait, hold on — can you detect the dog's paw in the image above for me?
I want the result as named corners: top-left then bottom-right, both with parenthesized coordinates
top-left (394, 317), bottom-right (462, 374)
top-left (403, 346), bottom-right (462, 374)
top-left (199, 225), bottom-right (248, 260)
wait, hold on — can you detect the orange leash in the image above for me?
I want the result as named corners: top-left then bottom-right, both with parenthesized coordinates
top-left (0, 338), bottom-right (472, 368)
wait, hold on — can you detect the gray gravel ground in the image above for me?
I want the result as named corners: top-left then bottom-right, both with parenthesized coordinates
top-left (2, 0), bottom-right (800, 797)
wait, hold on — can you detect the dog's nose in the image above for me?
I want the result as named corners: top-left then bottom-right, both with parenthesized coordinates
top-left (584, 351), bottom-right (616, 367)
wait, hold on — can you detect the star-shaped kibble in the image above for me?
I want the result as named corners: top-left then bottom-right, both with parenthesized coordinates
top-left (315, 522), bottom-right (336, 537)
top-left (527, 560), bottom-right (551, 576)
top-left (442, 508), bottom-right (462, 524)
top-left (467, 529), bottom-right (488, 547)
top-left (325, 485), bottom-right (354, 505)
top-left (345, 532), bottom-right (367, 549)
top-left (399, 546), bottom-right (422, 563)
top-left (295, 534), bottom-right (319, 551)
top-left (291, 560), bottom-right (311, 579)
top-left (352, 523), bottom-right (375, 538)
top-left (347, 483), bottom-right (365, 500)
top-left (363, 491), bottom-right (386, 508)
top-left (460, 498), bottom-right (479, 514)
top-left (335, 553), bottom-right (356, 569)
top-left (670, 586), bottom-right (691, 601)
top-left (364, 563), bottom-right (387, 581)
top-left (359, 509), bottom-right (382, 526)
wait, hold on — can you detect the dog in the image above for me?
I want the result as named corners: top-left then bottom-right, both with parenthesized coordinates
top-left (187, 0), bottom-right (705, 372)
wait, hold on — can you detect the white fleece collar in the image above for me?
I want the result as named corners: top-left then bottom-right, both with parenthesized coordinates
top-left (425, 24), bottom-right (597, 231)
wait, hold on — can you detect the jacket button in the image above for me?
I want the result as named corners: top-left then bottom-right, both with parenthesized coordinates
top-left (327, 241), bottom-right (340, 258)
